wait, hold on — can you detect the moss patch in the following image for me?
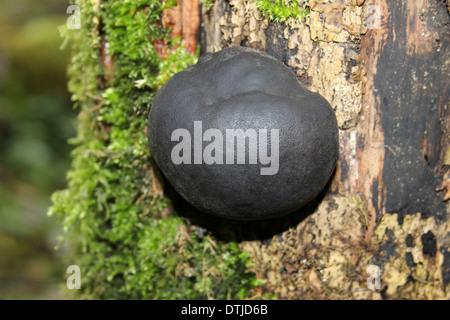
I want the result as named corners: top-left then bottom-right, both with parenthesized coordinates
top-left (256, 0), bottom-right (310, 23)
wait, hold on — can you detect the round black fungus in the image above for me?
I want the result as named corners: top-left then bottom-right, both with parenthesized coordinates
top-left (148, 46), bottom-right (339, 220)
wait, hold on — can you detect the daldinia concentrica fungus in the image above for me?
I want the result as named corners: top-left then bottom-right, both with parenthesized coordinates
top-left (148, 46), bottom-right (339, 220)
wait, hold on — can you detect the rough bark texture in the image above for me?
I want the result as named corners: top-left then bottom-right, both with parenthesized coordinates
top-left (187, 0), bottom-right (450, 299)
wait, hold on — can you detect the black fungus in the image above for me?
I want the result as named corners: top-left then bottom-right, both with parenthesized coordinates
top-left (148, 46), bottom-right (339, 220)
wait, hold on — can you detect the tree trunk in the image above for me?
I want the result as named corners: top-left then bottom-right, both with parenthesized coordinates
top-left (195, 0), bottom-right (450, 299)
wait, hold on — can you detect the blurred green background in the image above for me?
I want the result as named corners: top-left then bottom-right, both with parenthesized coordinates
top-left (0, 0), bottom-right (76, 299)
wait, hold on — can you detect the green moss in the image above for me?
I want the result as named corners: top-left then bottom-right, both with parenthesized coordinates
top-left (256, 0), bottom-right (310, 23)
top-left (50, 0), bottom-right (259, 299)
top-left (201, 0), bottom-right (215, 12)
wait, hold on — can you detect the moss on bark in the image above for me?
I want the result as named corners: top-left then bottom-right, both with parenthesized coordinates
top-left (50, 0), bottom-right (260, 299)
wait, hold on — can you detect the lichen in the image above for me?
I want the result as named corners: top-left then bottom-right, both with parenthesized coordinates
top-left (285, 0), bottom-right (368, 129)
top-left (241, 195), bottom-right (450, 299)
top-left (219, 0), bottom-right (269, 50)
top-left (219, 0), bottom-right (368, 129)
top-left (370, 213), bottom-right (450, 299)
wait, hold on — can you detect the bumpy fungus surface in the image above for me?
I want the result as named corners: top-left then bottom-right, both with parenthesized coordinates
top-left (148, 46), bottom-right (338, 220)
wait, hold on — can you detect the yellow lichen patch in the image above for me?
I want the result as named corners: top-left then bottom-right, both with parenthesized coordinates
top-left (309, 43), bottom-right (365, 128)
top-left (372, 213), bottom-right (450, 299)
top-left (436, 172), bottom-right (450, 201)
top-left (219, 0), bottom-right (269, 50)
top-left (241, 195), bottom-right (450, 299)
top-left (282, 0), bottom-right (368, 129)
top-left (241, 194), bottom-right (381, 299)
top-left (307, 0), bottom-right (367, 42)
top-left (445, 148), bottom-right (450, 166)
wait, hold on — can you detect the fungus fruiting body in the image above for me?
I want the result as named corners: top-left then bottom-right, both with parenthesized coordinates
top-left (148, 46), bottom-right (339, 220)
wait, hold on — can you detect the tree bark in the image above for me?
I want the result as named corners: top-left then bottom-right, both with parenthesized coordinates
top-left (186, 0), bottom-right (449, 299)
